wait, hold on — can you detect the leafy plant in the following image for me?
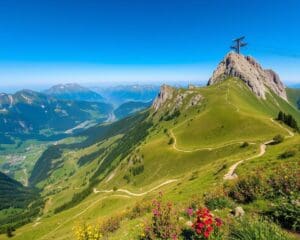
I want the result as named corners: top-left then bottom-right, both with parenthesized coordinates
top-left (141, 193), bottom-right (180, 240)
top-left (279, 150), bottom-right (296, 159)
top-left (228, 175), bottom-right (264, 203)
top-left (273, 134), bottom-right (284, 144)
top-left (229, 217), bottom-right (293, 240)
top-left (266, 194), bottom-right (300, 232)
top-left (204, 194), bottom-right (233, 210)
top-left (240, 142), bottom-right (249, 148)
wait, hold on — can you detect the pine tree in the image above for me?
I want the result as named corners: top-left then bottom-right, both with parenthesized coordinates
top-left (277, 111), bottom-right (284, 121)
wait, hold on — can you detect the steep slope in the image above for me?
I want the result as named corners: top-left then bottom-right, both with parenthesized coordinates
top-left (114, 101), bottom-right (152, 119)
top-left (0, 90), bottom-right (113, 142)
top-left (286, 87), bottom-right (300, 109)
top-left (0, 171), bottom-right (37, 210)
top-left (0, 171), bottom-right (42, 234)
top-left (44, 83), bottom-right (105, 102)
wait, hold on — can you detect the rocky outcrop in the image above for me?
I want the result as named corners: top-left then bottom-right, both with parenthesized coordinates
top-left (152, 85), bottom-right (175, 111)
top-left (208, 52), bottom-right (287, 101)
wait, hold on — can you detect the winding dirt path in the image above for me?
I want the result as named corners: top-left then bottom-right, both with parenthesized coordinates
top-left (94, 179), bottom-right (178, 196)
top-left (223, 119), bottom-right (295, 180)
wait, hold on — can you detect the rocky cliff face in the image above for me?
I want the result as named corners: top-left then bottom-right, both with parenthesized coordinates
top-left (208, 52), bottom-right (287, 100)
top-left (152, 84), bottom-right (175, 111)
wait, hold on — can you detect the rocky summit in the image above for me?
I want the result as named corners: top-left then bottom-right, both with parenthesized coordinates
top-left (152, 84), bottom-right (175, 111)
top-left (208, 52), bottom-right (287, 101)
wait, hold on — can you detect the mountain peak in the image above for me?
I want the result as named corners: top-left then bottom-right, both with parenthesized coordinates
top-left (152, 84), bottom-right (175, 111)
top-left (208, 52), bottom-right (287, 100)
top-left (45, 83), bottom-right (88, 94)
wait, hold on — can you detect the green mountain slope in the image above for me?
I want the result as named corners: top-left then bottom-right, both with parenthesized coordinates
top-left (2, 78), bottom-right (299, 240)
top-left (0, 171), bottom-right (42, 234)
top-left (0, 171), bottom-right (37, 210)
top-left (286, 87), bottom-right (300, 109)
top-left (113, 101), bottom-right (152, 119)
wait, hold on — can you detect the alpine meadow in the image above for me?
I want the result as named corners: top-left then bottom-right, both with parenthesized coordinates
top-left (0, 1), bottom-right (299, 240)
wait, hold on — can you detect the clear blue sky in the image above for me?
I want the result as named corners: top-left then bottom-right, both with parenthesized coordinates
top-left (0, 0), bottom-right (299, 90)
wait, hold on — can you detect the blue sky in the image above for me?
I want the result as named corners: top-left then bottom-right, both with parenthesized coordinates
top-left (0, 0), bottom-right (299, 90)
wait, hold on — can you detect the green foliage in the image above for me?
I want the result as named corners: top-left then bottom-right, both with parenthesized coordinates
top-left (204, 194), bottom-right (233, 210)
top-left (77, 148), bottom-right (105, 166)
top-left (229, 218), bottom-right (293, 240)
top-left (277, 111), bottom-right (299, 131)
top-left (279, 150), bottom-right (296, 159)
top-left (123, 174), bottom-right (130, 183)
top-left (141, 193), bottom-right (180, 240)
top-left (164, 109), bottom-right (181, 121)
top-left (273, 134), bottom-right (284, 144)
top-left (0, 198), bottom-right (44, 234)
top-left (99, 215), bottom-right (123, 235)
top-left (0, 172), bottom-right (39, 210)
top-left (266, 194), bottom-right (300, 232)
top-left (228, 175), bottom-right (264, 203)
top-left (168, 137), bottom-right (174, 145)
top-left (6, 226), bottom-right (15, 238)
top-left (126, 201), bottom-right (151, 220)
top-left (240, 142), bottom-right (249, 148)
top-left (29, 145), bottom-right (63, 185)
top-left (129, 165), bottom-right (144, 176)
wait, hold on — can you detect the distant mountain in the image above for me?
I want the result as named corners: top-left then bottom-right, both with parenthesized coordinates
top-left (92, 84), bottom-right (159, 105)
top-left (0, 90), bottom-right (113, 143)
top-left (114, 101), bottom-right (152, 119)
top-left (44, 83), bottom-right (104, 102)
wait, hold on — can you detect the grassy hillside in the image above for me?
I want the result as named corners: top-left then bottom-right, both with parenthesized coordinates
top-left (114, 101), bottom-right (152, 119)
top-left (1, 78), bottom-right (299, 240)
top-left (0, 172), bottom-right (42, 234)
top-left (287, 87), bottom-right (300, 109)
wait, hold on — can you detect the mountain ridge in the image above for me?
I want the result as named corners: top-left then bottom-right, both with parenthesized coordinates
top-left (208, 52), bottom-right (287, 100)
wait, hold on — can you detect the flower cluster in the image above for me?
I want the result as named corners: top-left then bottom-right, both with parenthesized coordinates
top-left (141, 192), bottom-right (180, 240)
top-left (73, 223), bottom-right (102, 240)
top-left (190, 207), bottom-right (222, 239)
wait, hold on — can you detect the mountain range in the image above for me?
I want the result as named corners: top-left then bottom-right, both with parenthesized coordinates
top-left (44, 83), bottom-right (105, 102)
top-left (0, 89), bottom-right (113, 143)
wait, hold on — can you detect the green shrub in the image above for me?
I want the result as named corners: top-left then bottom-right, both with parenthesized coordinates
top-left (266, 166), bottom-right (299, 199)
top-left (240, 142), bottom-right (249, 148)
top-left (273, 134), bottom-right (284, 144)
top-left (129, 165), bottom-right (144, 176)
top-left (279, 150), bottom-right (296, 159)
top-left (99, 215), bottom-right (123, 234)
top-left (168, 137), bottom-right (175, 145)
top-left (229, 218), bottom-right (293, 240)
top-left (228, 175), bottom-right (264, 203)
top-left (126, 201), bottom-right (151, 220)
top-left (141, 193), bottom-right (180, 240)
top-left (266, 194), bottom-right (300, 232)
top-left (204, 195), bottom-right (233, 210)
